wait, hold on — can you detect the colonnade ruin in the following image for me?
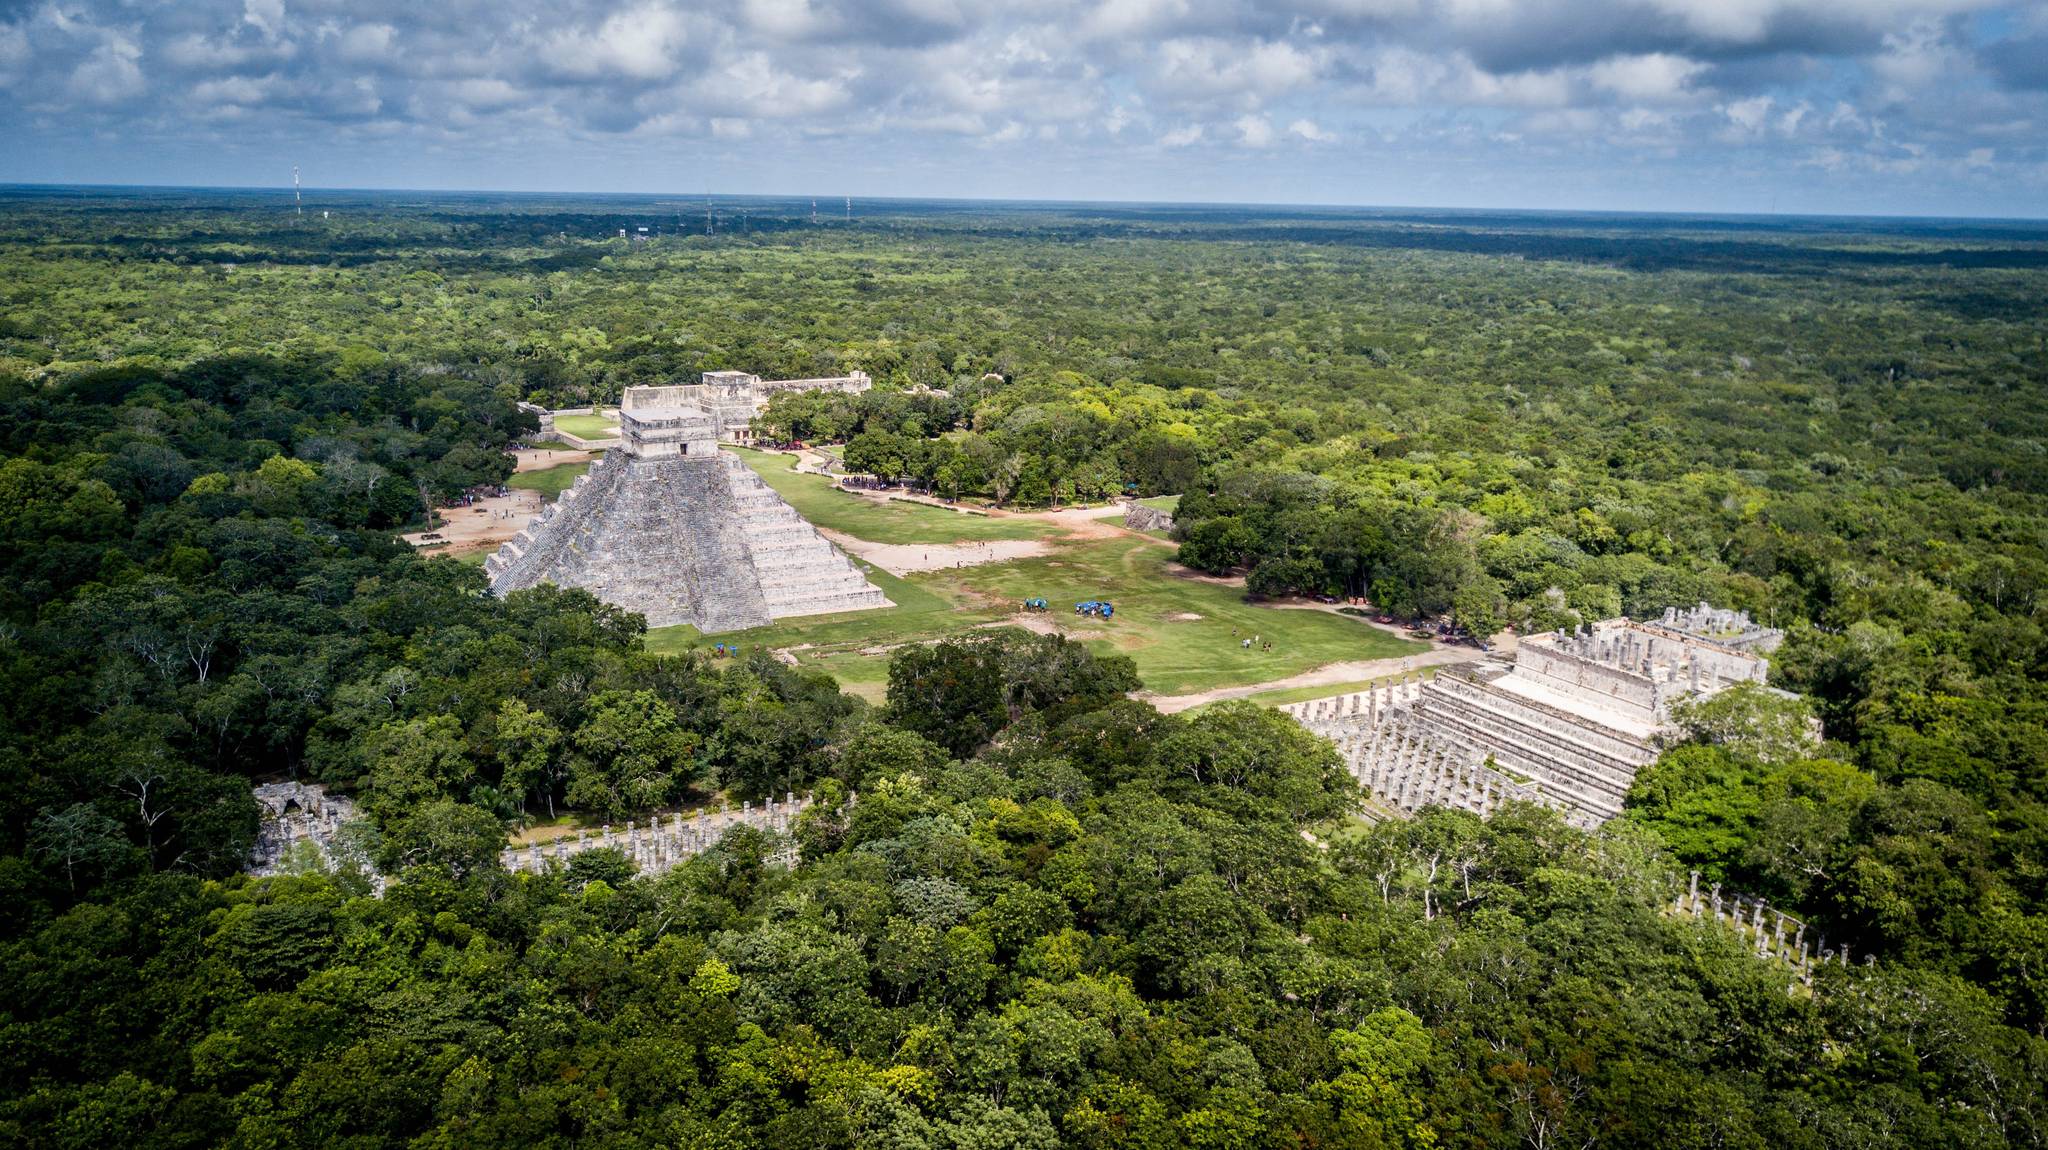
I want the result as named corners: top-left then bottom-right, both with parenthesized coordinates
top-left (1283, 604), bottom-right (1785, 828)
top-left (248, 781), bottom-right (812, 881)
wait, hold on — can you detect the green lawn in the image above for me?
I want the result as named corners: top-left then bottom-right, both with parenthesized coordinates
top-left (509, 461), bottom-right (592, 500)
top-left (644, 534), bottom-right (1424, 698)
top-left (941, 538), bottom-right (1423, 695)
top-left (642, 452), bottom-right (1423, 698)
top-left (554, 413), bottom-right (618, 439)
top-left (1139, 494), bottom-right (1181, 512)
top-left (729, 447), bottom-right (1045, 545)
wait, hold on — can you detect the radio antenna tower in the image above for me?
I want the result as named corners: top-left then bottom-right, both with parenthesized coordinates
top-left (811, 199), bottom-right (818, 225)
top-left (293, 166), bottom-right (302, 216)
top-left (706, 191), bottom-right (714, 235)
top-left (845, 195), bottom-right (851, 222)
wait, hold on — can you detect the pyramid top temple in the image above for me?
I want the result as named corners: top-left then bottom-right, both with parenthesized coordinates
top-left (674, 369), bottom-right (872, 444)
top-left (484, 385), bottom-right (889, 633)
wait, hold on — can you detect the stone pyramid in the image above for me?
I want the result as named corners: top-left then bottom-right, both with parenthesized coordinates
top-left (485, 388), bottom-right (889, 633)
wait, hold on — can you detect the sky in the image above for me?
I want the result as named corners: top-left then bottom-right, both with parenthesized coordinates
top-left (1, 0), bottom-right (2045, 218)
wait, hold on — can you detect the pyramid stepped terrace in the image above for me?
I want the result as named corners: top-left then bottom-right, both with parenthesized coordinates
top-left (485, 385), bottom-right (889, 632)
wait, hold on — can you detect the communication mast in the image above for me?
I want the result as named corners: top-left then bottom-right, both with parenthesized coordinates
top-left (706, 192), bottom-right (714, 235)
top-left (845, 196), bottom-right (851, 222)
top-left (293, 166), bottom-right (302, 216)
top-left (811, 199), bottom-right (818, 225)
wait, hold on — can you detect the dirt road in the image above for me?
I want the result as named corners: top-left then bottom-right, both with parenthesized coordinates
top-left (821, 530), bottom-right (1054, 574)
top-left (1139, 646), bottom-right (1484, 714)
top-left (513, 446), bottom-right (599, 472)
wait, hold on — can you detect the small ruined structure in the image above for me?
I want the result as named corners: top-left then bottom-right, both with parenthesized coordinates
top-left (1284, 605), bottom-right (1784, 827)
top-left (249, 782), bottom-right (362, 876)
top-left (1122, 499), bottom-right (1175, 534)
top-left (502, 791), bottom-right (811, 877)
top-left (484, 385), bottom-right (889, 633)
top-left (676, 369), bottom-right (872, 444)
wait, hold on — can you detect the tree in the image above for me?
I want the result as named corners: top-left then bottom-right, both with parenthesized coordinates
top-left (1670, 681), bottom-right (1823, 764)
top-left (1155, 701), bottom-right (1355, 823)
top-left (29, 803), bottom-right (133, 890)
top-left (884, 639), bottom-right (1008, 758)
top-left (360, 715), bottom-right (475, 821)
top-left (568, 691), bottom-right (698, 817)
top-left (492, 699), bottom-right (562, 817)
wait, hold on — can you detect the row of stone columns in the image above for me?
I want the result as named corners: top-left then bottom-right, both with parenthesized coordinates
top-left (503, 791), bottom-right (811, 877)
top-left (1677, 870), bottom-right (1869, 984)
top-left (1282, 675), bottom-right (1426, 729)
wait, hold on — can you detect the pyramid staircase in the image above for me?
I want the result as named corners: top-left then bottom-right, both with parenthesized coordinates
top-left (485, 450), bottom-right (888, 633)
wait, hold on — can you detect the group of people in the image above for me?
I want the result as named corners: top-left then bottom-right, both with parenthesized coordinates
top-left (710, 643), bottom-right (744, 657)
top-left (1232, 628), bottom-right (1273, 651)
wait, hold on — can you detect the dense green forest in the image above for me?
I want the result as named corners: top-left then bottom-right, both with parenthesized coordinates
top-left (1, 188), bottom-right (2046, 1148)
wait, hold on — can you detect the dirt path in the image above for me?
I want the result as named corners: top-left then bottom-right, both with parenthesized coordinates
top-left (820, 528), bottom-right (1053, 574)
top-left (513, 446), bottom-right (598, 472)
top-left (401, 489), bottom-right (545, 556)
top-left (1139, 645), bottom-right (1484, 714)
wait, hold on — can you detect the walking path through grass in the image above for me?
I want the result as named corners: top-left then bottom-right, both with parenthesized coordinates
top-left (1155, 656), bottom-right (1474, 715)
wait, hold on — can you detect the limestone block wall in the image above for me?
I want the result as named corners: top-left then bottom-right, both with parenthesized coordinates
top-left (485, 449), bottom-right (629, 591)
top-left (720, 455), bottom-right (891, 620)
top-left (1408, 671), bottom-right (1657, 822)
top-left (1515, 645), bottom-right (1662, 723)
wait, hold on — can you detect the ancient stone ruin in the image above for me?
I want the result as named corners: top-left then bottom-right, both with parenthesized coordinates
top-left (1672, 869), bottom-right (1867, 983)
top-left (1122, 499), bottom-right (1175, 534)
top-left (249, 782), bottom-right (363, 876)
top-left (1284, 604), bottom-right (1785, 827)
top-left (678, 369), bottom-right (872, 444)
top-left (484, 385), bottom-right (889, 633)
top-left (501, 791), bottom-right (811, 877)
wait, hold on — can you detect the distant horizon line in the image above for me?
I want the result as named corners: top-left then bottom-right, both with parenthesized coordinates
top-left (2, 179), bottom-right (2044, 226)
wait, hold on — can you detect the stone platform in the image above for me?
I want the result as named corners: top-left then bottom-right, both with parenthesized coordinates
top-left (1283, 608), bottom-right (1784, 827)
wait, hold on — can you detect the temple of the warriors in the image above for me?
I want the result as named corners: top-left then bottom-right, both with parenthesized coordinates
top-left (484, 385), bottom-right (889, 632)
top-left (676, 369), bottom-right (872, 444)
top-left (1285, 604), bottom-right (1785, 827)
